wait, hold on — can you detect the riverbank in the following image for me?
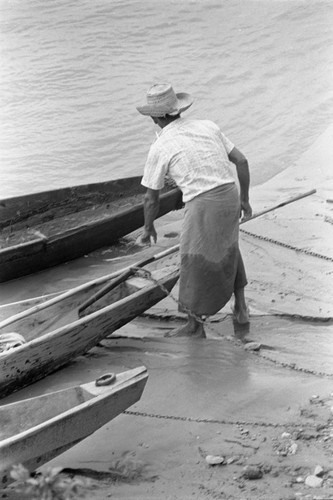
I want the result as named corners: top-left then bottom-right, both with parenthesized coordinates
top-left (1, 125), bottom-right (333, 500)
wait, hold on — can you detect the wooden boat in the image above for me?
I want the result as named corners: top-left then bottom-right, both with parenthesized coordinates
top-left (0, 176), bottom-right (182, 282)
top-left (0, 366), bottom-right (148, 486)
top-left (0, 248), bottom-right (179, 398)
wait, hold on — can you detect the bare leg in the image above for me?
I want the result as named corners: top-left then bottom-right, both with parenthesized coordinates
top-left (165, 314), bottom-right (206, 338)
top-left (233, 287), bottom-right (250, 324)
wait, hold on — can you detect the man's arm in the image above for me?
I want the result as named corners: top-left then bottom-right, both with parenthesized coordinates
top-left (139, 188), bottom-right (160, 245)
top-left (228, 147), bottom-right (252, 220)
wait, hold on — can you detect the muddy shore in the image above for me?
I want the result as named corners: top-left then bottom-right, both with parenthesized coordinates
top-left (0, 126), bottom-right (332, 500)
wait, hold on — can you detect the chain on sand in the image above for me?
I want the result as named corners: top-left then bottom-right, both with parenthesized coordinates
top-left (131, 267), bottom-right (333, 380)
top-left (240, 228), bottom-right (333, 262)
top-left (123, 409), bottom-right (320, 429)
top-left (125, 267), bottom-right (333, 427)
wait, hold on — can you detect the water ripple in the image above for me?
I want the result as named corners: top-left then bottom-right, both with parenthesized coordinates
top-left (0, 0), bottom-right (333, 195)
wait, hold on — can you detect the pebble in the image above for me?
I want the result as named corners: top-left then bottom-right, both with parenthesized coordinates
top-left (242, 465), bottom-right (263, 480)
top-left (244, 342), bottom-right (261, 351)
top-left (305, 475), bottom-right (323, 488)
top-left (205, 455), bottom-right (225, 466)
top-left (289, 442), bottom-right (298, 455)
top-left (314, 465), bottom-right (324, 477)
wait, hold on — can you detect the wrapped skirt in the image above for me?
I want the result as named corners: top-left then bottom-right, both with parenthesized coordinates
top-left (179, 183), bottom-right (247, 316)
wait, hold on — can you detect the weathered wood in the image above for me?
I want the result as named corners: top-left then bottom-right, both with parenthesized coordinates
top-left (0, 260), bottom-right (179, 398)
top-left (0, 177), bottom-right (182, 282)
top-left (0, 366), bottom-right (148, 485)
top-left (78, 244), bottom-right (180, 315)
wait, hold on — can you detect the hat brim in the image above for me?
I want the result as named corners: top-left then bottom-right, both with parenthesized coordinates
top-left (136, 92), bottom-right (193, 117)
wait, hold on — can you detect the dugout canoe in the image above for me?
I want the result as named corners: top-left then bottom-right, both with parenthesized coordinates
top-left (0, 366), bottom-right (148, 486)
top-left (0, 176), bottom-right (182, 282)
top-left (0, 251), bottom-right (179, 398)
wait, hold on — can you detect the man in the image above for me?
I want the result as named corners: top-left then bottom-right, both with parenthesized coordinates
top-left (136, 83), bottom-right (252, 338)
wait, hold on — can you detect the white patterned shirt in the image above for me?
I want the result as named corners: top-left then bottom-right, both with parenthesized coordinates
top-left (141, 118), bottom-right (236, 202)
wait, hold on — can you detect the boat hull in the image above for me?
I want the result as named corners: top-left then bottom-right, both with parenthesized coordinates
top-left (0, 366), bottom-right (148, 485)
top-left (0, 265), bottom-right (179, 398)
top-left (0, 177), bottom-right (182, 282)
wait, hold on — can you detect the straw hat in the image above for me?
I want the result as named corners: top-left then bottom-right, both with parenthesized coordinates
top-left (136, 83), bottom-right (193, 117)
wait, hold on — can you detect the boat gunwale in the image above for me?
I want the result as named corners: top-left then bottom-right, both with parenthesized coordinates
top-left (0, 187), bottom-right (180, 254)
top-left (0, 176), bottom-right (145, 226)
top-left (0, 367), bottom-right (148, 449)
top-left (0, 176), bottom-right (143, 203)
top-left (0, 249), bottom-right (180, 330)
top-left (0, 266), bottom-right (179, 356)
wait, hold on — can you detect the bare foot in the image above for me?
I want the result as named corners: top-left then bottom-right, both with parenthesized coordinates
top-left (165, 322), bottom-right (206, 338)
top-left (233, 306), bottom-right (250, 325)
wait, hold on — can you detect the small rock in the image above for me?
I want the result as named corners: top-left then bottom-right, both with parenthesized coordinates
top-left (289, 442), bottom-right (298, 455)
top-left (205, 454), bottom-right (224, 465)
top-left (227, 457), bottom-right (236, 465)
top-left (305, 475), bottom-right (323, 488)
top-left (242, 465), bottom-right (263, 480)
top-left (281, 432), bottom-right (292, 439)
top-left (314, 465), bottom-right (324, 477)
top-left (244, 342), bottom-right (261, 351)
top-left (296, 476), bottom-right (304, 483)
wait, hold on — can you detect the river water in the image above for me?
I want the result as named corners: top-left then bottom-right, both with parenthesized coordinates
top-left (0, 0), bottom-right (332, 198)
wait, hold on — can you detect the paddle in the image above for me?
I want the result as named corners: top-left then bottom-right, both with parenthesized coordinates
top-left (78, 188), bottom-right (316, 316)
top-left (77, 244), bottom-right (180, 316)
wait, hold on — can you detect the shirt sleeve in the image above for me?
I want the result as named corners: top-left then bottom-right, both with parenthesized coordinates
top-left (141, 142), bottom-right (168, 190)
top-left (219, 131), bottom-right (235, 154)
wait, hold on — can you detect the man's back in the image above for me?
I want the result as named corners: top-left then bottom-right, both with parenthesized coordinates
top-left (146, 117), bottom-right (236, 202)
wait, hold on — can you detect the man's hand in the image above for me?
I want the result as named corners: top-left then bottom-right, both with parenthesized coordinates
top-left (136, 188), bottom-right (160, 246)
top-left (136, 226), bottom-right (157, 246)
top-left (240, 200), bottom-right (252, 221)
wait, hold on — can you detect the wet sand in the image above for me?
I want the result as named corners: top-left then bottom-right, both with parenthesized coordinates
top-left (1, 126), bottom-right (333, 499)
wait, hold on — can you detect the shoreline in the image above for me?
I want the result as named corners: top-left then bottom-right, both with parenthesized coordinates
top-left (1, 125), bottom-right (333, 499)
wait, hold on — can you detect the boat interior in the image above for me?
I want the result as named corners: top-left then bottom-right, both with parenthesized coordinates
top-left (0, 259), bottom-right (179, 344)
top-left (0, 385), bottom-right (95, 440)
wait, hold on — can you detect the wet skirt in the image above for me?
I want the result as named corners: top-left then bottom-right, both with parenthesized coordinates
top-left (178, 183), bottom-right (247, 316)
